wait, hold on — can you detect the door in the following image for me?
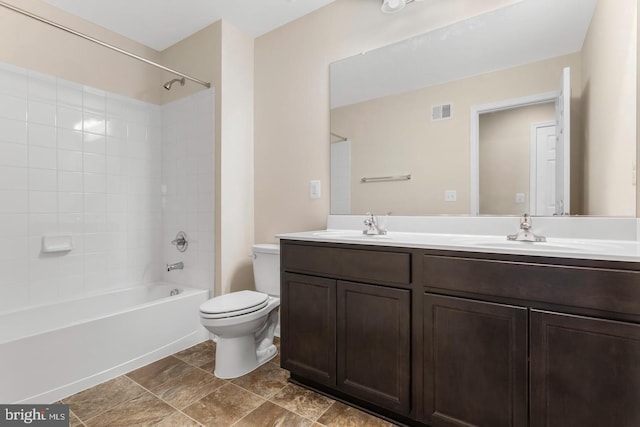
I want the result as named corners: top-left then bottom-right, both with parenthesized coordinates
top-left (330, 139), bottom-right (351, 214)
top-left (554, 66), bottom-right (571, 215)
top-left (530, 310), bottom-right (640, 427)
top-left (281, 273), bottom-right (336, 386)
top-left (423, 294), bottom-right (528, 427)
top-left (531, 123), bottom-right (556, 216)
top-left (337, 281), bottom-right (411, 414)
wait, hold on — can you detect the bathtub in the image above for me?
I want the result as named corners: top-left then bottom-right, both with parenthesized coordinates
top-left (0, 284), bottom-right (209, 404)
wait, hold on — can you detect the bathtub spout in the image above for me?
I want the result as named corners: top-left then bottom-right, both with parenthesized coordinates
top-left (167, 262), bottom-right (184, 272)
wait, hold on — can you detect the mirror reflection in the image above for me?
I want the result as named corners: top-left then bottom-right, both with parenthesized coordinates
top-left (330, 0), bottom-right (636, 216)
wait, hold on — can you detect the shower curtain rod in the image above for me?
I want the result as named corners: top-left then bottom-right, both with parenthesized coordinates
top-left (0, 0), bottom-right (211, 89)
top-left (331, 132), bottom-right (347, 142)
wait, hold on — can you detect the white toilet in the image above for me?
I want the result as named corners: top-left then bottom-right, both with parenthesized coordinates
top-left (199, 243), bottom-right (280, 379)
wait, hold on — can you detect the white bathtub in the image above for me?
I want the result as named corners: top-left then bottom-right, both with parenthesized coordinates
top-left (0, 284), bottom-right (209, 404)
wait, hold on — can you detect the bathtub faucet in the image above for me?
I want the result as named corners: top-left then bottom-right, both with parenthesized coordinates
top-left (166, 262), bottom-right (184, 272)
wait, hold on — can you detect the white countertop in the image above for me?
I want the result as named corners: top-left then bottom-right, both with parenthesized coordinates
top-left (276, 230), bottom-right (640, 263)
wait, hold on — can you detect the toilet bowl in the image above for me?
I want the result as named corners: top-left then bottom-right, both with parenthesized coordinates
top-left (199, 244), bottom-right (280, 379)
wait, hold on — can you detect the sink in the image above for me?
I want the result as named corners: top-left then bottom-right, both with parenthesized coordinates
top-left (453, 237), bottom-right (621, 253)
top-left (311, 230), bottom-right (392, 240)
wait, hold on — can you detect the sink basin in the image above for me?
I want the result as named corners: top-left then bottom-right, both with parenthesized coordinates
top-left (453, 237), bottom-right (621, 253)
top-left (311, 230), bottom-right (392, 240)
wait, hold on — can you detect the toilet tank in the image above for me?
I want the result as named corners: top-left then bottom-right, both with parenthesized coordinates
top-left (252, 243), bottom-right (280, 296)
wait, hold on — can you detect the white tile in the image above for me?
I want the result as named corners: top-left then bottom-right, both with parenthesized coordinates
top-left (0, 258), bottom-right (28, 288)
top-left (0, 118), bottom-right (27, 144)
top-left (28, 75), bottom-right (57, 102)
top-left (83, 173), bottom-right (106, 193)
top-left (83, 153), bottom-right (106, 174)
top-left (106, 96), bottom-right (128, 118)
top-left (58, 192), bottom-right (83, 213)
top-left (106, 155), bottom-right (124, 175)
top-left (29, 191), bottom-right (57, 213)
top-left (28, 213), bottom-right (58, 236)
top-left (58, 171), bottom-right (83, 192)
top-left (83, 213), bottom-right (107, 233)
top-left (28, 123), bottom-right (56, 148)
top-left (57, 81), bottom-right (83, 108)
top-left (28, 100), bottom-right (56, 126)
top-left (29, 168), bottom-right (57, 191)
top-left (84, 252), bottom-right (107, 273)
top-left (83, 112), bottom-right (106, 135)
top-left (58, 149), bottom-right (82, 172)
top-left (58, 255), bottom-right (83, 278)
top-left (106, 137), bottom-right (124, 156)
top-left (0, 214), bottom-right (28, 237)
top-left (58, 213), bottom-right (83, 234)
top-left (0, 95), bottom-right (27, 121)
top-left (84, 233), bottom-right (109, 252)
top-left (107, 194), bottom-right (126, 212)
top-left (107, 174), bottom-right (125, 193)
top-left (83, 133), bottom-right (105, 154)
top-left (83, 91), bottom-right (106, 115)
top-left (57, 128), bottom-right (83, 151)
top-left (128, 123), bottom-right (147, 142)
top-left (57, 274), bottom-right (84, 298)
top-left (28, 146), bottom-right (56, 170)
top-left (84, 193), bottom-right (106, 213)
top-left (57, 106), bottom-right (83, 130)
top-left (0, 166), bottom-right (28, 190)
top-left (0, 190), bottom-right (28, 213)
top-left (106, 118), bottom-right (127, 139)
top-left (0, 67), bottom-right (27, 98)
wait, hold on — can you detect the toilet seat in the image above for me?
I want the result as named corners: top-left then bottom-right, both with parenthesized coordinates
top-left (200, 290), bottom-right (269, 319)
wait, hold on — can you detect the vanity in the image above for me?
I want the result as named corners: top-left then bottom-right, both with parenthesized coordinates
top-left (278, 222), bottom-right (640, 427)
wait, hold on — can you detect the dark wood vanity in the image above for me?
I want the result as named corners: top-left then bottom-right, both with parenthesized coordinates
top-left (280, 239), bottom-right (640, 427)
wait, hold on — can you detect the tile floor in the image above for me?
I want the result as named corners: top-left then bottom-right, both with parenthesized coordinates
top-left (60, 338), bottom-right (397, 426)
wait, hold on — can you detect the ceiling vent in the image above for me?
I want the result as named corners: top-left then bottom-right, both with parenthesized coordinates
top-left (432, 103), bottom-right (452, 121)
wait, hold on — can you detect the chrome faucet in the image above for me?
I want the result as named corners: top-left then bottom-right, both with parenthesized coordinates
top-left (363, 212), bottom-right (387, 235)
top-left (507, 214), bottom-right (546, 242)
top-left (166, 262), bottom-right (184, 272)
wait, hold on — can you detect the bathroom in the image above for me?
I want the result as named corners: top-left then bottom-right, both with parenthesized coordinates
top-left (0, 0), bottom-right (639, 425)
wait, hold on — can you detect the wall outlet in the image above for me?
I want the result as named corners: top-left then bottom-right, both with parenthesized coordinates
top-left (310, 180), bottom-right (321, 199)
top-left (515, 193), bottom-right (525, 204)
top-left (444, 190), bottom-right (457, 202)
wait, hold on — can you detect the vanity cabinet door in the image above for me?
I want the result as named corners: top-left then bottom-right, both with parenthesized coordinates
top-left (336, 281), bottom-right (411, 415)
top-left (530, 310), bottom-right (640, 427)
top-left (423, 294), bottom-right (528, 427)
top-left (281, 273), bottom-right (336, 386)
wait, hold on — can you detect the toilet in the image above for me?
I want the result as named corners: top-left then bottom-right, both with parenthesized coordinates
top-left (199, 243), bottom-right (280, 379)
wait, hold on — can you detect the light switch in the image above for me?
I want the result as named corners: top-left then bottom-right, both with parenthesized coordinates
top-left (515, 193), bottom-right (525, 204)
top-left (444, 190), bottom-right (457, 202)
top-left (310, 180), bottom-right (321, 199)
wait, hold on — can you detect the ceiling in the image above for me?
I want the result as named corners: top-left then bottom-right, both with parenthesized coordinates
top-left (40, 0), bottom-right (337, 51)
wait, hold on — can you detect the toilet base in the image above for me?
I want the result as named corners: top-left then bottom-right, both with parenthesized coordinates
top-left (214, 338), bottom-right (277, 379)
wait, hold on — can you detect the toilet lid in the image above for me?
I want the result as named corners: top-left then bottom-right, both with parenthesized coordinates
top-left (200, 290), bottom-right (269, 316)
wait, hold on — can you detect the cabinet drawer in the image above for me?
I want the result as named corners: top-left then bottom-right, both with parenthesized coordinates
top-left (422, 255), bottom-right (640, 316)
top-left (282, 242), bottom-right (411, 285)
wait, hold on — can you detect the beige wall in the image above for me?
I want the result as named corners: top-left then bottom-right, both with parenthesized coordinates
top-left (0, 0), bottom-right (162, 103)
top-left (582, 0), bottom-right (637, 216)
top-left (480, 103), bottom-right (555, 215)
top-left (161, 21), bottom-right (255, 296)
top-left (330, 54), bottom-right (580, 216)
top-left (254, 0), bottom-right (521, 242)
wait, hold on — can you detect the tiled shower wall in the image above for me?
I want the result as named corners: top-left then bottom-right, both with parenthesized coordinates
top-left (161, 89), bottom-right (215, 291)
top-left (0, 61), bottom-right (214, 313)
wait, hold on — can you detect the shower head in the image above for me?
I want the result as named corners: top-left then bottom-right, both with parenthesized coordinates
top-left (163, 77), bottom-right (185, 90)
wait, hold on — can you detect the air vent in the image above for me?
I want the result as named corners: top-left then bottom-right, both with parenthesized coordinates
top-left (432, 103), bottom-right (452, 121)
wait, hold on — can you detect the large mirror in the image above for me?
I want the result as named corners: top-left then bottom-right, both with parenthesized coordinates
top-left (330, 0), bottom-right (637, 216)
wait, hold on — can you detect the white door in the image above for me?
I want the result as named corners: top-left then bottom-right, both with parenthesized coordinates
top-left (554, 67), bottom-right (571, 215)
top-left (531, 123), bottom-right (557, 216)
